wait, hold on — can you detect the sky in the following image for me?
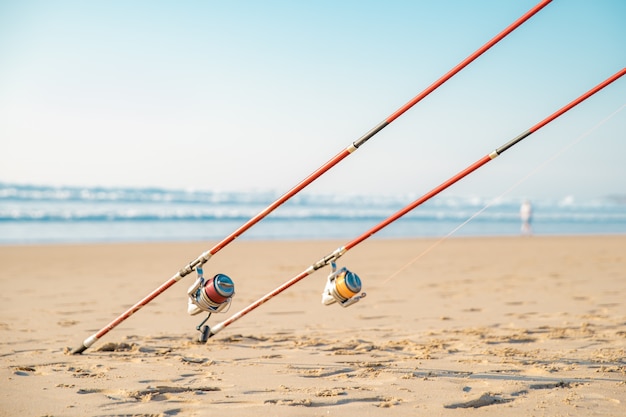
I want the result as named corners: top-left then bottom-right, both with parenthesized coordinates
top-left (1, 0), bottom-right (625, 201)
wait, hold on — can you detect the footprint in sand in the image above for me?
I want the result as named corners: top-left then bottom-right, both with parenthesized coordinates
top-left (444, 392), bottom-right (514, 409)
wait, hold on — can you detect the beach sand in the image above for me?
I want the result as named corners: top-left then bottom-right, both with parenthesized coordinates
top-left (1, 236), bottom-right (624, 416)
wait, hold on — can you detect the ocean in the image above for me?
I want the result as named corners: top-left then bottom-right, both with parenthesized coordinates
top-left (1, 183), bottom-right (625, 245)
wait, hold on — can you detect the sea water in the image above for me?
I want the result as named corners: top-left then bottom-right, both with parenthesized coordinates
top-left (1, 183), bottom-right (625, 245)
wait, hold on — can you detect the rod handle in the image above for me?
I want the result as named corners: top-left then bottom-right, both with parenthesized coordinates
top-left (71, 344), bottom-right (88, 355)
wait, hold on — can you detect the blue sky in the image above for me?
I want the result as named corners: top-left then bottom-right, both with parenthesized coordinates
top-left (1, 0), bottom-right (624, 201)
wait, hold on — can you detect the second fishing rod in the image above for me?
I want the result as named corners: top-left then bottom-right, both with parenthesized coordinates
top-left (203, 68), bottom-right (625, 341)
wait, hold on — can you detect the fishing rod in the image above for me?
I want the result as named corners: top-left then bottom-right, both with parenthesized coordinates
top-left (205, 68), bottom-right (625, 341)
top-left (71, 0), bottom-right (551, 354)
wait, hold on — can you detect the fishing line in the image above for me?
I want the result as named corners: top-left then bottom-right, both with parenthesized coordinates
top-left (383, 103), bottom-right (626, 285)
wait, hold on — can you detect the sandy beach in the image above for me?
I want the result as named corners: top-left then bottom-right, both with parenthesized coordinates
top-left (1, 236), bottom-right (624, 416)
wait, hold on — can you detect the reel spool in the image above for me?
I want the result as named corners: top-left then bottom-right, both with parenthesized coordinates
top-left (187, 268), bottom-right (235, 342)
top-left (321, 262), bottom-right (366, 307)
top-left (187, 272), bottom-right (235, 315)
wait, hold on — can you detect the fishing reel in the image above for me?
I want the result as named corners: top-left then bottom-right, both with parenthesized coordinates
top-left (187, 267), bottom-right (235, 342)
top-left (321, 262), bottom-right (366, 307)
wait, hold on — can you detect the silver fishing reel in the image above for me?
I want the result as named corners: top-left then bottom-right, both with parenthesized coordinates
top-left (321, 262), bottom-right (366, 307)
top-left (187, 269), bottom-right (235, 315)
top-left (187, 267), bottom-right (235, 342)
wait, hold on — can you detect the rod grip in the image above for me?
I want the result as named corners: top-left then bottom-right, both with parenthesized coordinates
top-left (71, 344), bottom-right (88, 355)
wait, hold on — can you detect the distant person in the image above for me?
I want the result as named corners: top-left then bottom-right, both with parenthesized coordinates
top-left (520, 200), bottom-right (533, 235)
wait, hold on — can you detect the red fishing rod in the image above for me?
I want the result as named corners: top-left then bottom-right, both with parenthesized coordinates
top-left (71, 0), bottom-right (551, 354)
top-left (205, 68), bottom-right (625, 341)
